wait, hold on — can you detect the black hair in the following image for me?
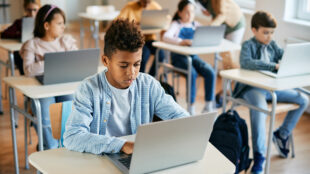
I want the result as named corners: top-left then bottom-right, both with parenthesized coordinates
top-left (172, 0), bottom-right (193, 21)
top-left (23, 0), bottom-right (40, 9)
top-left (104, 19), bottom-right (145, 58)
top-left (33, 4), bottom-right (66, 38)
top-left (251, 11), bottom-right (277, 29)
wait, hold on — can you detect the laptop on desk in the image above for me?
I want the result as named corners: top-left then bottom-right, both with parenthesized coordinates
top-left (106, 112), bottom-right (217, 174)
top-left (259, 42), bottom-right (310, 78)
top-left (191, 25), bottom-right (226, 47)
top-left (140, 9), bottom-right (169, 30)
top-left (21, 17), bottom-right (35, 43)
top-left (35, 48), bottom-right (100, 85)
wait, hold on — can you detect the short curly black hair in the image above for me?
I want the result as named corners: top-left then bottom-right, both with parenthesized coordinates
top-left (251, 11), bottom-right (277, 30)
top-left (104, 19), bottom-right (145, 58)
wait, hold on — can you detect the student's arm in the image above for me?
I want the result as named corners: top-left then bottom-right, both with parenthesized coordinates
top-left (240, 41), bottom-right (277, 71)
top-left (20, 40), bottom-right (44, 77)
top-left (63, 82), bottom-right (126, 155)
top-left (117, 5), bottom-right (136, 22)
top-left (209, 0), bottom-right (226, 26)
top-left (0, 19), bottom-right (22, 39)
top-left (210, 13), bottom-right (226, 26)
top-left (162, 21), bottom-right (183, 45)
top-left (151, 79), bottom-right (190, 120)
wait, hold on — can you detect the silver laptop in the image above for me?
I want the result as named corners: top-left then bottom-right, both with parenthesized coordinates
top-left (21, 17), bottom-right (35, 43)
top-left (192, 25), bottom-right (226, 47)
top-left (106, 112), bottom-right (217, 174)
top-left (259, 42), bottom-right (310, 78)
top-left (36, 48), bottom-right (100, 85)
top-left (140, 9), bottom-right (169, 30)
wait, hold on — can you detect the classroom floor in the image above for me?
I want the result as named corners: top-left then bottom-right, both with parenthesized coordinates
top-left (0, 21), bottom-right (310, 174)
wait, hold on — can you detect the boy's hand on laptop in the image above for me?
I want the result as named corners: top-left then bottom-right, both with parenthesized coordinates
top-left (121, 141), bottom-right (134, 154)
top-left (180, 39), bottom-right (192, 46)
top-left (275, 64), bottom-right (280, 70)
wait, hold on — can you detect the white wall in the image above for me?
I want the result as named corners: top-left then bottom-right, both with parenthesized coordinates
top-left (64, 0), bottom-right (103, 21)
top-left (9, 0), bottom-right (23, 23)
top-left (247, 0), bottom-right (310, 46)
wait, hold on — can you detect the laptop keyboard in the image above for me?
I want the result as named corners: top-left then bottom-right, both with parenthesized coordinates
top-left (118, 154), bottom-right (132, 169)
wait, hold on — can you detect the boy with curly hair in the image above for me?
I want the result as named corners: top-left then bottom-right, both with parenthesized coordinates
top-left (63, 19), bottom-right (189, 155)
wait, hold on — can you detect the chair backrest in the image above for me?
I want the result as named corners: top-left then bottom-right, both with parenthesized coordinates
top-left (50, 101), bottom-right (73, 146)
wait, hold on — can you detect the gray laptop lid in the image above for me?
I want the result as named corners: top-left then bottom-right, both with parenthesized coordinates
top-left (21, 17), bottom-right (34, 43)
top-left (259, 42), bottom-right (310, 78)
top-left (140, 9), bottom-right (169, 30)
top-left (43, 48), bottom-right (100, 85)
top-left (276, 42), bottom-right (310, 77)
top-left (109, 112), bottom-right (217, 174)
top-left (192, 25), bottom-right (226, 47)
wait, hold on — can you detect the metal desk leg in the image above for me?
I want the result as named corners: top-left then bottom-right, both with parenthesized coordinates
top-left (155, 49), bottom-right (159, 80)
top-left (80, 18), bottom-right (84, 49)
top-left (9, 51), bottom-right (18, 124)
top-left (33, 99), bottom-right (43, 151)
top-left (94, 20), bottom-right (99, 48)
top-left (186, 56), bottom-right (192, 112)
top-left (213, 52), bottom-right (222, 76)
top-left (265, 91), bottom-right (277, 174)
top-left (222, 78), bottom-right (228, 113)
top-left (9, 87), bottom-right (19, 174)
top-left (24, 97), bottom-right (29, 169)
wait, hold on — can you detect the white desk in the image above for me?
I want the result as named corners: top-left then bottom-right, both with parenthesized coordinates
top-left (152, 40), bottom-right (241, 111)
top-left (78, 11), bottom-right (119, 48)
top-left (3, 66), bottom-right (106, 174)
top-left (0, 39), bottom-right (22, 114)
top-left (29, 143), bottom-right (235, 174)
top-left (141, 28), bottom-right (163, 35)
top-left (220, 69), bottom-right (310, 174)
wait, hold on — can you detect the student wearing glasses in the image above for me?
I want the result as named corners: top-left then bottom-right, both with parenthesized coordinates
top-left (0, 0), bottom-right (40, 75)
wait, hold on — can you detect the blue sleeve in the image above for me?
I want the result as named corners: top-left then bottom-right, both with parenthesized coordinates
top-left (63, 82), bottom-right (126, 154)
top-left (240, 41), bottom-right (277, 71)
top-left (152, 79), bottom-right (189, 120)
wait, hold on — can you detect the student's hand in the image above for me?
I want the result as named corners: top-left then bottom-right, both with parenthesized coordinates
top-left (121, 141), bottom-right (134, 154)
top-left (202, 9), bottom-right (211, 16)
top-left (180, 39), bottom-right (192, 46)
top-left (275, 64), bottom-right (280, 70)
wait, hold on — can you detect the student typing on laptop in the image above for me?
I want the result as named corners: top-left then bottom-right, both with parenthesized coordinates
top-left (63, 19), bottom-right (189, 155)
top-left (163, 0), bottom-right (216, 115)
top-left (20, 4), bottom-right (77, 150)
top-left (116, 0), bottom-right (165, 77)
top-left (233, 11), bottom-right (309, 174)
top-left (0, 0), bottom-right (40, 75)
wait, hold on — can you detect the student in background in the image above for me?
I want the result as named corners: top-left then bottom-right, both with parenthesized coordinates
top-left (196, 0), bottom-right (246, 107)
top-left (63, 19), bottom-right (189, 155)
top-left (234, 11), bottom-right (309, 174)
top-left (117, 0), bottom-right (164, 77)
top-left (196, 0), bottom-right (245, 45)
top-left (0, 0), bottom-right (41, 75)
top-left (20, 4), bottom-right (77, 150)
top-left (163, 0), bottom-right (216, 115)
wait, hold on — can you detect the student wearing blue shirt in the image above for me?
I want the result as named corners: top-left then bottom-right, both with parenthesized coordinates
top-left (63, 19), bottom-right (189, 155)
top-left (234, 11), bottom-right (309, 174)
top-left (163, 0), bottom-right (216, 115)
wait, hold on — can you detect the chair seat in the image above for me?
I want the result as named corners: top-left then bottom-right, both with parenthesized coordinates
top-left (269, 103), bottom-right (299, 115)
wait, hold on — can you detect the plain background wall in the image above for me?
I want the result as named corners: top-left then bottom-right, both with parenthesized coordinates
top-left (4, 0), bottom-right (310, 46)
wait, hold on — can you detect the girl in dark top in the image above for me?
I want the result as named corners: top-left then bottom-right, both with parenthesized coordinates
top-left (0, 0), bottom-right (40, 75)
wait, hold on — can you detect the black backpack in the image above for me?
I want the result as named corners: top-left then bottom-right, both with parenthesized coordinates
top-left (153, 77), bottom-right (177, 122)
top-left (209, 110), bottom-right (252, 173)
